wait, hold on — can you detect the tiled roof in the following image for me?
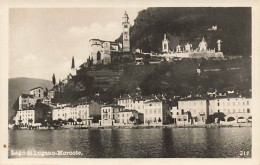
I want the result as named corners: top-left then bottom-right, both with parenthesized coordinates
top-left (144, 99), bottom-right (162, 103)
top-left (30, 87), bottom-right (44, 91)
top-left (20, 94), bottom-right (34, 98)
top-left (102, 104), bottom-right (124, 108)
top-left (118, 109), bottom-right (138, 113)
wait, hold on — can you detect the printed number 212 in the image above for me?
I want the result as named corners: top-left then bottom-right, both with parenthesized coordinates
top-left (240, 151), bottom-right (250, 156)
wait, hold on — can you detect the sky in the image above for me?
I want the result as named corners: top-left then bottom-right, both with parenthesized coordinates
top-left (9, 8), bottom-right (144, 81)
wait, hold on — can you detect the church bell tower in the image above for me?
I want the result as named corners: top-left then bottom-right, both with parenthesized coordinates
top-left (122, 11), bottom-right (130, 52)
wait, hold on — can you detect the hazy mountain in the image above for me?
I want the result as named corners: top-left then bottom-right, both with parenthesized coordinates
top-left (8, 77), bottom-right (53, 121)
top-left (116, 7), bottom-right (251, 56)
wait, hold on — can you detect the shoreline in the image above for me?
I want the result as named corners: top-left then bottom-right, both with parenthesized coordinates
top-left (9, 123), bottom-right (252, 130)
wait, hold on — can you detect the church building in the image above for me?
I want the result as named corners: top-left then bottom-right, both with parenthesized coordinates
top-left (89, 11), bottom-right (130, 65)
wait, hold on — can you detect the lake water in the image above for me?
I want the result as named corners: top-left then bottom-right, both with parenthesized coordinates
top-left (8, 127), bottom-right (251, 158)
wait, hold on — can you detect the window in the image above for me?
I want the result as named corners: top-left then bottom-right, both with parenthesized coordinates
top-left (247, 109), bottom-right (250, 113)
top-left (247, 101), bottom-right (249, 105)
top-left (217, 102), bottom-right (220, 106)
top-left (124, 25), bottom-right (128, 28)
top-left (97, 51), bottom-right (101, 61)
top-left (39, 94), bottom-right (40, 97)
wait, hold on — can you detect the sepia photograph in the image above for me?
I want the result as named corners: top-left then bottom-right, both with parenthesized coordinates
top-left (0, 1), bottom-right (260, 164)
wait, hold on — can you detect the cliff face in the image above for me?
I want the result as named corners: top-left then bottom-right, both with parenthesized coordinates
top-left (116, 7), bottom-right (251, 56)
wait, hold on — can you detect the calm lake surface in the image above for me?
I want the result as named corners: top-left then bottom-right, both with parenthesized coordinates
top-left (9, 127), bottom-right (251, 158)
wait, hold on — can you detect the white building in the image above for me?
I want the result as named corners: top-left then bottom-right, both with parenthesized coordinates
top-left (117, 94), bottom-right (156, 114)
top-left (117, 109), bottom-right (139, 125)
top-left (14, 109), bottom-right (35, 126)
top-left (52, 102), bottom-right (100, 125)
top-left (177, 99), bottom-right (209, 125)
top-left (100, 104), bottom-right (124, 126)
top-left (208, 97), bottom-right (251, 123)
top-left (144, 99), bottom-right (168, 125)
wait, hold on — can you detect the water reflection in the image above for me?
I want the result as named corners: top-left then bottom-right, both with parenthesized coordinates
top-left (9, 127), bottom-right (251, 158)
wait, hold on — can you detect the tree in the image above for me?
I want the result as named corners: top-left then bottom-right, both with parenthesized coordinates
top-left (52, 73), bottom-right (56, 86)
top-left (227, 117), bottom-right (235, 122)
top-left (129, 116), bottom-right (136, 123)
top-left (213, 112), bottom-right (226, 124)
top-left (187, 111), bottom-right (193, 124)
top-left (68, 118), bottom-right (74, 125)
top-left (71, 56), bottom-right (75, 69)
top-left (77, 118), bottom-right (82, 125)
top-left (90, 114), bottom-right (101, 123)
top-left (28, 118), bottom-right (33, 125)
top-left (206, 115), bottom-right (215, 124)
top-left (44, 88), bottom-right (48, 97)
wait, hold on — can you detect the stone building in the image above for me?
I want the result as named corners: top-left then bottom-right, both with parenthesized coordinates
top-left (29, 87), bottom-right (44, 100)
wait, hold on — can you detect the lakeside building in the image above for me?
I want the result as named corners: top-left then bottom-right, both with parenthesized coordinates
top-left (143, 99), bottom-right (169, 125)
top-left (171, 96), bottom-right (252, 125)
top-left (52, 102), bottom-right (101, 125)
top-left (117, 94), bottom-right (160, 114)
top-left (117, 109), bottom-right (140, 125)
top-left (208, 96), bottom-right (251, 123)
top-left (14, 109), bottom-right (35, 126)
top-left (99, 104), bottom-right (125, 126)
top-left (176, 99), bottom-right (209, 125)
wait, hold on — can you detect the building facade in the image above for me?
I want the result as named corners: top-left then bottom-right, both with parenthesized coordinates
top-left (208, 97), bottom-right (251, 123)
top-left (117, 109), bottom-right (139, 125)
top-left (144, 99), bottom-right (168, 125)
top-left (100, 105), bottom-right (124, 126)
top-left (177, 99), bottom-right (209, 125)
top-left (18, 94), bottom-right (36, 110)
top-left (29, 87), bottom-right (45, 100)
top-left (52, 102), bottom-right (101, 125)
top-left (14, 109), bottom-right (35, 126)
